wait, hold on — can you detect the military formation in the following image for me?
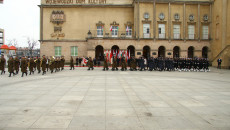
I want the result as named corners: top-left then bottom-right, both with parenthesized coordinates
top-left (0, 54), bottom-right (211, 78)
top-left (0, 55), bottom-right (65, 77)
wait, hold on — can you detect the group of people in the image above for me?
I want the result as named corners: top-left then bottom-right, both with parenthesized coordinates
top-left (0, 54), bottom-right (214, 78)
top-left (0, 55), bottom-right (65, 77)
top-left (101, 56), bottom-right (210, 72)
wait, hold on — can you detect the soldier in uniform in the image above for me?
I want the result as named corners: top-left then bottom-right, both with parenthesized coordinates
top-left (54, 57), bottom-right (58, 72)
top-left (139, 57), bottom-right (145, 71)
top-left (46, 56), bottom-right (49, 72)
top-left (121, 56), bottom-right (127, 71)
top-left (49, 56), bottom-right (55, 73)
top-left (111, 56), bottom-right (118, 71)
top-left (103, 56), bottom-right (109, 71)
top-left (217, 58), bottom-right (222, 69)
top-left (70, 56), bottom-right (74, 70)
top-left (14, 56), bottom-right (20, 74)
top-left (8, 56), bottom-right (15, 77)
top-left (29, 57), bottom-right (35, 75)
top-left (41, 55), bottom-right (47, 75)
top-left (0, 55), bottom-right (6, 75)
top-left (21, 56), bottom-right (28, 77)
top-left (87, 57), bottom-right (94, 70)
top-left (36, 57), bottom-right (41, 73)
top-left (148, 57), bottom-right (154, 71)
top-left (61, 56), bottom-right (65, 70)
top-left (130, 56), bottom-right (137, 71)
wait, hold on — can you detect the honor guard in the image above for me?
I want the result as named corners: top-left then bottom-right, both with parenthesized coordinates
top-left (14, 56), bottom-right (20, 74)
top-left (61, 56), bottom-right (65, 70)
top-left (87, 57), bottom-right (94, 70)
top-left (111, 56), bottom-right (118, 71)
top-left (103, 56), bottom-right (109, 71)
top-left (49, 56), bottom-right (55, 73)
top-left (8, 56), bottom-right (15, 77)
top-left (41, 55), bottom-right (47, 75)
top-left (29, 57), bottom-right (35, 75)
top-left (36, 57), bottom-right (41, 73)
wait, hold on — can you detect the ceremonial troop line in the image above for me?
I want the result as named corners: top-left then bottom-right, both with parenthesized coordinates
top-left (0, 53), bottom-right (211, 77)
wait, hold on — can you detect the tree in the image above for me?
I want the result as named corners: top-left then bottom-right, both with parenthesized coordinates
top-left (7, 39), bottom-right (18, 47)
top-left (27, 38), bottom-right (38, 56)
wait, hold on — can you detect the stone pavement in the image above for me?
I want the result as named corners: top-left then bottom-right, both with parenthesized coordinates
top-left (0, 67), bottom-right (230, 130)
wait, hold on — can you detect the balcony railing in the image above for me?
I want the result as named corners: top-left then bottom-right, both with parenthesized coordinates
top-left (158, 33), bottom-right (166, 39)
top-left (188, 34), bottom-right (195, 40)
top-left (143, 33), bottom-right (151, 38)
top-left (88, 30), bottom-right (134, 39)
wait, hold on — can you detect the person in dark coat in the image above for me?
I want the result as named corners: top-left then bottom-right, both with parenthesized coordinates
top-left (76, 57), bottom-right (79, 66)
top-left (14, 56), bottom-right (20, 74)
top-left (217, 58), bottom-right (222, 69)
top-left (103, 56), bottom-right (109, 71)
top-left (139, 57), bottom-right (145, 71)
top-left (87, 57), bottom-right (94, 70)
top-left (46, 56), bottom-right (49, 72)
top-left (8, 56), bottom-right (15, 77)
top-left (148, 57), bottom-right (154, 71)
top-left (70, 56), bottom-right (74, 70)
top-left (61, 56), bottom-right (65, 70)
top-left (130, 57), bottom-right (137, 71)
top-left (20, 56), bottom-right (28, 77)
top-left (121, 56), bottom-right (127, 71)
top-left (0, 55), bottom-right (6, 75)
top-left (112, 56), bottom-right (118, 71)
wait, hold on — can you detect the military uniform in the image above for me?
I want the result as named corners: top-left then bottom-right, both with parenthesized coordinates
top-left (49, 57), bottom-right (55, 73)
top-left (87, 57), bottom-right (94, 70)
top-left (21, 58), bottom-right (28, 77)
top-left (103, 57), bottom-right (109, 71)
top-left (112, 57), bottom-right (118, 71)
top-left (61, 57), bottom-right (65, 70)
top-left (121, 57), bottom-right (127, 71)
top-left (36, 57), bottom-right (41, 73)
top-left (70, 57), bottom-right (74, 70)
top-left (8, 58), bottom-right (15, 77)
top-left (41, 57), bottom-right (47, 75)
top-left (130, 57), bottom-right (137, 71)
top-left (29, 58), bottom-right (35, 75)
top-left (0, 56), bottom-right (6, 75)
top-left (14, 57), bottom-right (20, 74)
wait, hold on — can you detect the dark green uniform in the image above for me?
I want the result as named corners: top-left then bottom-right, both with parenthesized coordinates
top-left (29, 58), bottom-right (35, 75)
top-left (36, 58), bottom-right (41, 73)
top-left (41, 57), bottom-right (47, 75)
top-left (49, 58), bottom-right (55, 73)
top-left (121, 57), bottom-right (127, 71)
top-left (87, 58), bottom-right (94, 70)
top-left (103, 58), bottom-right (109, 71)
top-left (0, 57), bottom-right (6, 75)
top-left (61, 57), bottom-right (65, 70)
top-left (14, 57), bottom-right (20, 74)
top-left (8, 58), bottom-right (15, 77)
top-left (21, 58), bottom-right (28, 77)
top-left (70, 57), bottom-right (74, 70)
top-left (112, 57), bottom-right (118, 71)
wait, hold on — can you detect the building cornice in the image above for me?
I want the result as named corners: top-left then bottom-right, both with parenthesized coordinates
top-left (39, 40), bottom-right (87, 42)
top-left (134, 0), bottom-right (213, 4)
top-left (38, 4), bottom-right (133, 8)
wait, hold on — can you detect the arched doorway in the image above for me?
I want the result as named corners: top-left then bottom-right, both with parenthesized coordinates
top-left (202, 46), bottom-right (208, 58)
top-left (173, 46), bottom-right (180, 58)
top-left (127, 45), bottom-right (135, 57)
top-left (143, 46), bottom-right (150, 58)
top-left (95, 45), bottom-right (104, 61)
top-left (158, 46), bottom-right (165, 58)
top-left (188, 46), bottom-right (194, 58)
top-left (111, 45), bottom-right (119, 57)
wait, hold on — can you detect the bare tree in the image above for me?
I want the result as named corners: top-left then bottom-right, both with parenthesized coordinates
top-left (7, 39), bottom-right (18, 47)
top-left (27, 38), bottom-right (38, 57)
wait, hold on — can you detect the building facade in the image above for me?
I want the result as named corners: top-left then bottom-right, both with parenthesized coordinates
top-left (39, 0), bottom-right (229, 68)
top-left (0, 28), bottom-right (4, 47)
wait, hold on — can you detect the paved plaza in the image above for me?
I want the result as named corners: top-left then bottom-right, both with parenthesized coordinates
top-left (0, 67), bottom-right (230, 130)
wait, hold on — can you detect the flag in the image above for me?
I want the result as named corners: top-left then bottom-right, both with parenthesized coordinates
top-left (102, 26), bottom-right (104, 32)
top-left (110, 50), bottom-right (113, 63)
top-left (129, 50), bottom-right (130, 59)
top-left (126, 26), bottom-right (129, 32)
top-left (82, 57), bottom-right (88, 65)
top-left (117, 26), bottom-right (119, 30)
top-left (110, 26), bottom-right (112, 31)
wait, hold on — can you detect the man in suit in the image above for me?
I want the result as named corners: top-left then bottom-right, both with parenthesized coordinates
top-left (217, 58), bottom-right (222, 69)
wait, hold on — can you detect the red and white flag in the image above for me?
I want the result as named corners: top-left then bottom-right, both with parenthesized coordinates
top-left (110, 26), bottom-right (113, 31)
top-left (82, 57), bottom-right (88, 65)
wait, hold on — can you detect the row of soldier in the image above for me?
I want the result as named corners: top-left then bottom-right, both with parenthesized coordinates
top-left (0, 55), bottom-right (66, 77)
top-left (102, 56), bottom-right (210, 72)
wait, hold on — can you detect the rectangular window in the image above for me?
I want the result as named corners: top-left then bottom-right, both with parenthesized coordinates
top-left (0, 32), bottom-right (3, 37)
top-left (112, 26), bottom-right (118, 37)
top-left (71, 46), bottom-right (78, 56)
top-left (0, 38), bottom-right (2, 43)
top-left (188, 25), bottom-right (195, 39)
top-left (55, 46), bottom-right (61, 56)
top-left (143, 24), bottom-right (150, 38)
top-left (97, 26), bottom-right (103, 37)
top-left (202, 26), bottom-right (209, 40)
top-left (173, 25), bottom-right (180, 39)
top-left (126, 26), bottom-right (132, 37)
top-left (158, 24), bottom-right (165, 39)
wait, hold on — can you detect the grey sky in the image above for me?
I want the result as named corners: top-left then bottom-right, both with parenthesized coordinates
top-left (0, 0), bottom-right (40, 48)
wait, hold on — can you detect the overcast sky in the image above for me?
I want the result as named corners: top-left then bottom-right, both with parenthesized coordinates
top-left (0, 0), bottom-right (40, 48)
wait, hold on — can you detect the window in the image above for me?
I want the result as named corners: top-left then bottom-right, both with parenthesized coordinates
top-left (71, 46), bottom-right (78, 56)
top-left (126, 26), bottom-right (132, 37)
top-left (0, 38), bottom-right (2, 44)
top-left (112, 26), bottom-right (118, 37)
top-left (173, 25), bottom-right (180, 39)
top-left (159, 13), bottom-right (165, 20)
top-left (189, 14), bottom-right (194, 21)
top-left (202, 26), bottom-right (209, 40)
top-left (174, 13), bottom-right (180, 20)
top-left (143, 24), bottom-right (150, 38)
top-left (188, 25), bottom-right (195, 39)
top-left (97, 26), bottom-right (103, 37)
top-left (144, 13), bottom-right (149, 19)
top-left (55, 46), bottom-right (62, 56)
top-left (158, 24), bottom-right (165, 39)
top-left (0, 32), bottom-right (3, 37)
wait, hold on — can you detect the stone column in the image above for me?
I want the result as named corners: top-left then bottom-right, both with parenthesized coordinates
top-left (183, 3), bottom-right (186, 42)
top-left (138, 1), bottom-right (140, 40)
top-left (40, 6), bottom-right (43, 41)
top-left (169, 2), bottom-right (171, 42)
top-left (209, 4), bottom-right (212, 40)
top-left (198, 4), bottom-right (200, 42)
top-left (153, 1), bottom-right (156, 41)
top-left (222, 0), bottom-right (227, 50)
